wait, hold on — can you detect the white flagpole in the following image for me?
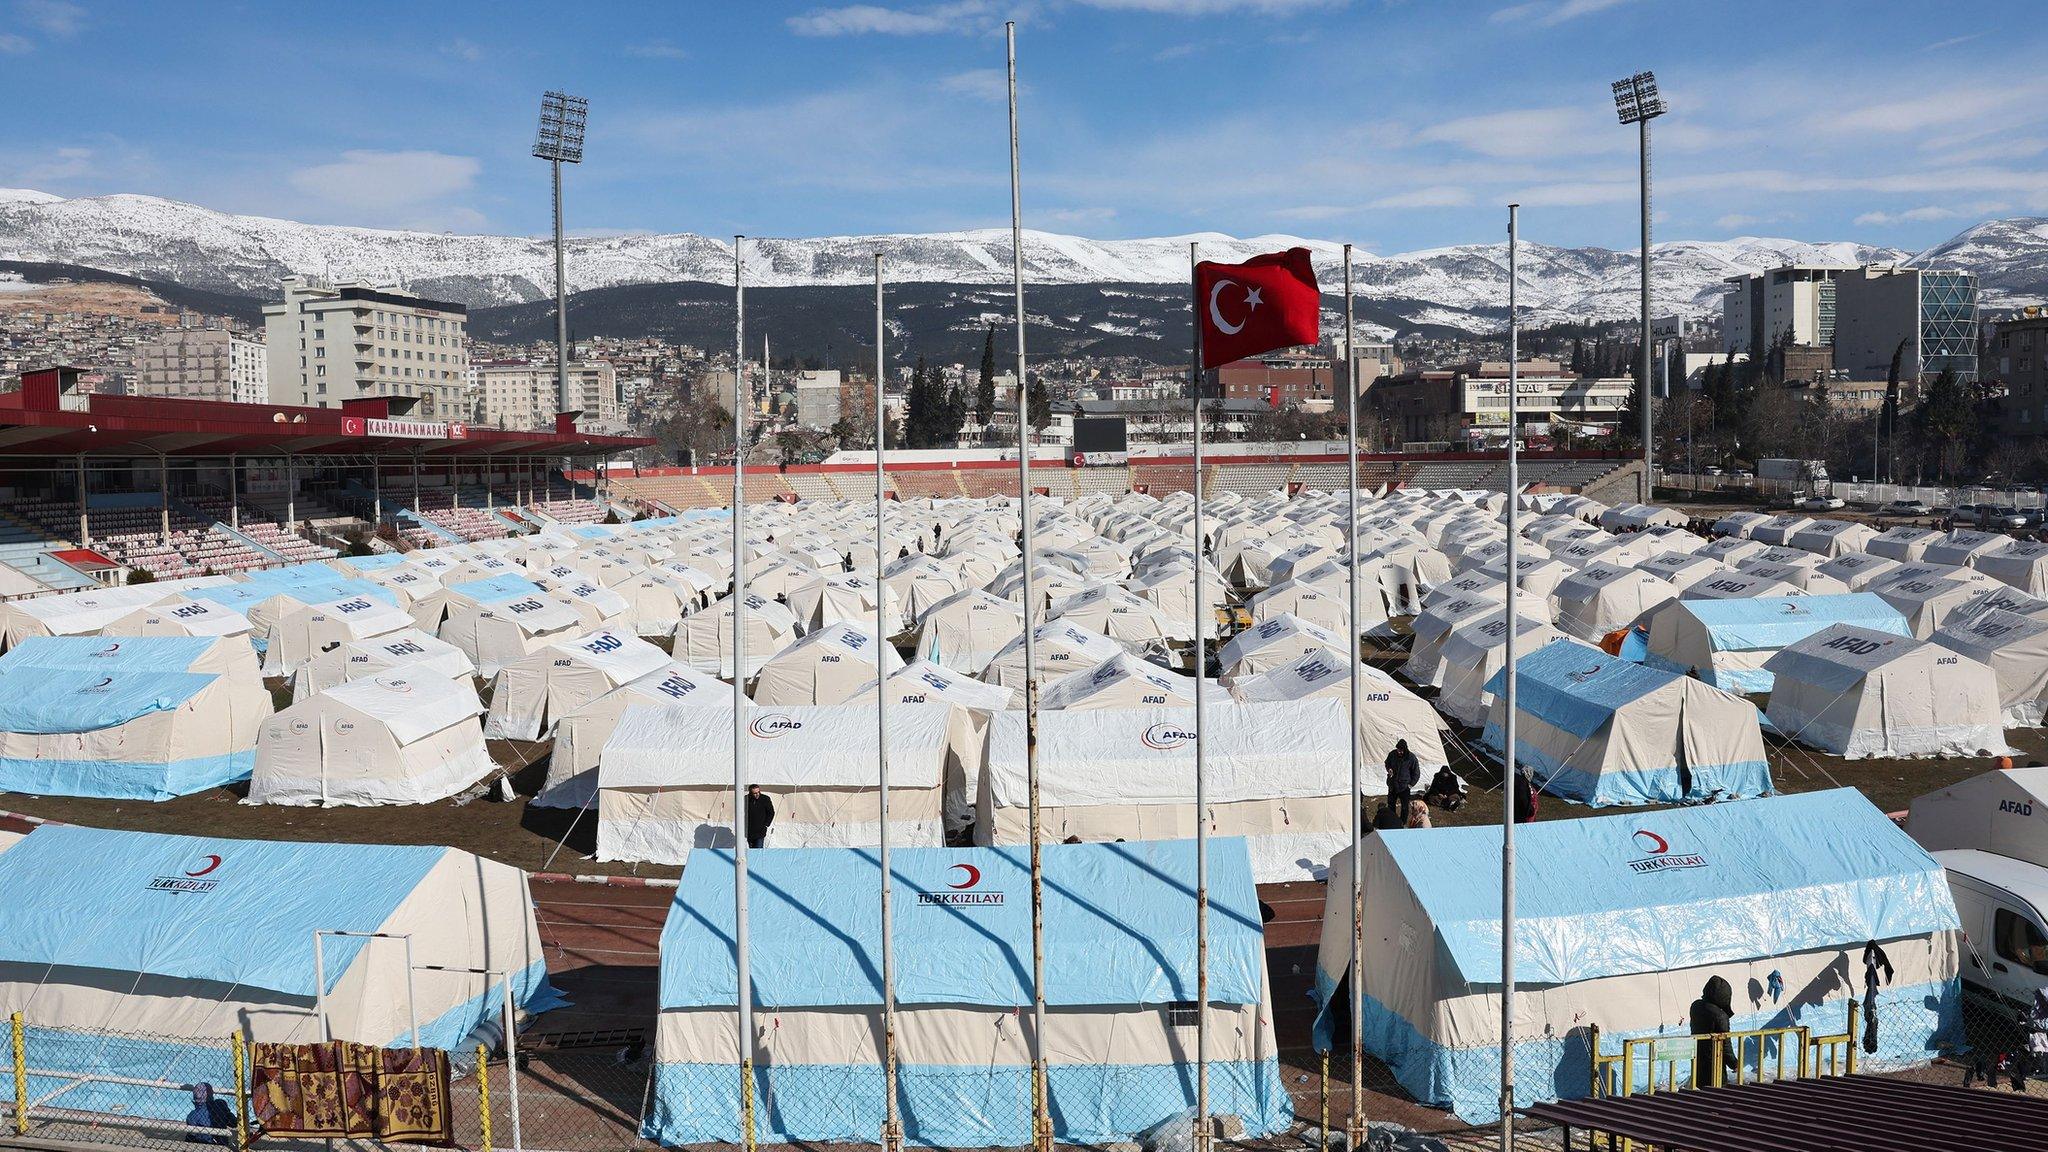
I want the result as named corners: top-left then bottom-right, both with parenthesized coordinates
top-left (1500, 203), bottom-right (1521, 1151)
top-left (730, 235), bottom-right (756, 1152)
top-left (1188, 239), bottom-right (1211, 1152)
top-left (875, 250), bottom-right (903, 1152)
top-left (1343, 243), bottom-right (1367, 1151)
top-left (1006, 23), bottom-right (1050, 1152)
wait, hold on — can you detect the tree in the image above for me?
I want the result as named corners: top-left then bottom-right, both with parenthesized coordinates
top-left (976, 325), bottom-right (998, 426)
top-left (1879, 337), bottom-right (1908, 483)
top-left (1912, 367), bottom-right (1975, 481)
top-left (1027, 374), bottom-right (1053, 432)
top-left (650, 386), bottom-right (734, 464)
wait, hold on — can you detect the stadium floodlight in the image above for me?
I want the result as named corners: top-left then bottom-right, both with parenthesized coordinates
top-left (532, 91), bottom-right (589, 163)
top-left (533, 92), bottom-right (589, 419)
top-left (1612, 71), bottom-right (1665, 502)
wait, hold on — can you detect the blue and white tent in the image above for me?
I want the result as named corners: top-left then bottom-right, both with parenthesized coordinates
top-left (1311, 789), bottom-right (1964, 1122)
top-left (1480, 638), bottom-right (1771, 806)
top-left (0, 635), bottom-right (270, 799)
top-left (1639, 593), bottom-right (1912, 693)
top-left (0, 825), bottom-right (558, 1122)
top-left (438, 575), bottom-right (583, 676)
top-left (647, 839), bottom-right (1288, 1148)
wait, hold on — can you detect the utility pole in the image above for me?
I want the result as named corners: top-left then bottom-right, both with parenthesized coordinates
top-left (531, 91), bottom-right (588, 421)
top-left (1612, 71), bottom-right (1665, 503)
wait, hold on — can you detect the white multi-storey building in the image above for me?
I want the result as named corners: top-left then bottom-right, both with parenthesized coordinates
top-left (133, 328), bottom-right (268, 404)
top-left (262, 277), bottom-right (468, 416)
top-left (475, 359), bottom-right (619, 431)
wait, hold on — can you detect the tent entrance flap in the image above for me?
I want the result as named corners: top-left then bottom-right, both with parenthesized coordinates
top-left (313, 930), bottom-right (418, 1048)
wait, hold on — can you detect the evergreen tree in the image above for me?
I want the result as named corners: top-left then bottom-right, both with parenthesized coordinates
top-left (976, 325), bottom-right (997, 426)
top-left (902, 356), bottom-right (940, 447)
top-left (1027, 374), bottom-right (1053, 431)
top-left (1879, 337), bottom-right (1908, 483)
top-left (1912, 367), bottom-right (1974, 481)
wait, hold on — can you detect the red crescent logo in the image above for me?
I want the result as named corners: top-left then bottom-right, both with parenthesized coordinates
top-left (1632, 830), bottom-right (1668, 855)
top-left (186, 854), bottom-right (222, 877)
top-left (948, 863), bottom-right (981, 889)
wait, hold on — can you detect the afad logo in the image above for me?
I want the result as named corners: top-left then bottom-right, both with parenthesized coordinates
top-left (1142, 722), bottom-right (1197, 750)
top-left (1626, 829), bottom-right (1709, 874)
top-left (148, 852), bottom-right (224, 895)
top-left (750, 714), bottom-right (803, 739)
top-left (917, 861), bottom-right (1005, 907)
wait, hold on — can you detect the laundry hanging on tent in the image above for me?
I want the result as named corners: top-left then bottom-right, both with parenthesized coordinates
top-left (250, 1040), bottom-right (453, 1145)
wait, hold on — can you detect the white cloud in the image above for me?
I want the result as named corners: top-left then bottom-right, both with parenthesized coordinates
top-left (286, 150), bottom-right (484, 229)
top-left (15, 0), bottom-right (81, 37)
top-left (0, 31), bottom-right (28, 52)
top-left (1038, 206), bottom-right (1118, 225)
top-left (1922, 32), bottom-right (1983, 52)
top-left (786, 1), bottom-right (1013, 36)
top-left (626, 41), bottom-right (689, 59)
top-left (441, 38), bottom-right (483, 62)
top-left (1715, 213), bottom-right (1782, 230)
top-left (1491, 0), bottom-right (1637, 27)
top-left (1370, 186), bottom-right (1474, 209)
top-left (1854, 206), bottom-right (1958, 227)
top-left (937, 68), bottom-right (1011, 101)
top-left (1081, 0), bottom-right (1343, 12)
top-left (1418, 107), bottom-right (1623, 159)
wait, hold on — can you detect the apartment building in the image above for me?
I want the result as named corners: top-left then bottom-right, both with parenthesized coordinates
top-left (475, 359), bottom-right (620, 431)
top-left (262, 277), bottom-right (468, 416)
top-left (1370, 359), bottom-right (1635, 444)
top-left (133, 328), bottom-right (268, 404)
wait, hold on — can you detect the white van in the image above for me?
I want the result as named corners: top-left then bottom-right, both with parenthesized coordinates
top-left (1931, 849), bottom-right (2048, 1010)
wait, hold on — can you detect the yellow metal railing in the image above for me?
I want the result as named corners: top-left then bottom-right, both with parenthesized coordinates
top-left (1589, 1000), bottom-right (1859, 1099)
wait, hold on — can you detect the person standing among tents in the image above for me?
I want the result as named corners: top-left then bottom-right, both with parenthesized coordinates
top-left (745, 783), bottom-right (775, 850)
top-left (2027, 989), bottom-right (2048, 1081)
top-left (1688, 976), bottom-right (1739, 1086)
top-left (1384, 740), bottom-right (1420, 818)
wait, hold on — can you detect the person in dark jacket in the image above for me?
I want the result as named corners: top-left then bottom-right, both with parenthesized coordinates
top-left (1511, 767), bottom-right (1538, 824)
top-left (1384, 740), bottom-right (1421, 816)
top-left (1689, 975), bottom-right (1739, 1085)
top-left (745, 784), bottom-right (775, 849)
top-left (184, 1083), bottom-right (236, 1145)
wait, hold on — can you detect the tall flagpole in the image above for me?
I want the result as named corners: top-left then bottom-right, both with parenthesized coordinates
top-left (1188, 239), bottom-right (1211, 1152)
top-left (1342, 243), bottom-right (1367, 1151)
top-left (874, 250), bottom-right (903, 1152)
top-left (1500, 203), bottom-right (1521, 1152)
top-left (1006, 23), bottom-right (1050, 1152)
top-left (730, 235), bottom-right (756, 1152)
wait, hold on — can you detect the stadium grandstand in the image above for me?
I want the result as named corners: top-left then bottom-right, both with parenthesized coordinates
top-left (0, 367), bottom-right (649, 597)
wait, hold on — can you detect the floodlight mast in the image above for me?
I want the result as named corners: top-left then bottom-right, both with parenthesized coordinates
top-left (533, 91), bottom-right (589, 423)
top-left (1612, 71), bottom-right (1665, 504)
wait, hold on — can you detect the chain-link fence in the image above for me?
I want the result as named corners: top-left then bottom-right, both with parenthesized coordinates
top-left (3, 1017), bottom-right (241, 1152)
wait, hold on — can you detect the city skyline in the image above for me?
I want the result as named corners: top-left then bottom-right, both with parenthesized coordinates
top-left (0, 1), bottom-right (2040, 255)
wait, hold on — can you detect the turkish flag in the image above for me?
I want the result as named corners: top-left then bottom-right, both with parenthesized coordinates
top-left (1195, 248), bottom-right (1320, 369)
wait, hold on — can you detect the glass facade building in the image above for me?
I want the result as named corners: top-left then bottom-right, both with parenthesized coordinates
top-left (1919, 270), bottom-right (1978, 381)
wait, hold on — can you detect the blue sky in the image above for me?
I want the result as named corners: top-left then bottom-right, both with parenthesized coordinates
top-left (1, 0), bottom-right (2039, 254)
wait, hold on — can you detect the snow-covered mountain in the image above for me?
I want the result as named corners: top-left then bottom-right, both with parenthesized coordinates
top-left (0, 188), bottom-right (2009, 332)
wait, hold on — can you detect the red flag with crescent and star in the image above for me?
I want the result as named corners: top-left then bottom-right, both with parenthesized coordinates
top-left (1194, 247), bottom-right (1321, 369)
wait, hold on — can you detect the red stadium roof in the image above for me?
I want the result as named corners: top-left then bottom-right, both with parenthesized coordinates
top-left (0, 367), bottom-right (652, 459)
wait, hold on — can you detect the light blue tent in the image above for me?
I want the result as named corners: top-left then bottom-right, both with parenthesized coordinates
top-left (0, 825), bottom-right (559, 1123)
top-left (1479, 638), bottom-right (1772, 805)
top-left (0, 635), bottom-right (270, 799)
top-left (647, 839), bottom-right (1288, 1148)
top-left (1641, 593), bottom-right (1912, 693)
top-left (1311, 789), bottom-right (1964, 1122)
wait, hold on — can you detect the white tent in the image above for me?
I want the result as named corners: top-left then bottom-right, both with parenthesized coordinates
top-left (1039, 651), bottom-right (1201, 710)
top-left (537, 567), bottom-right (636, 631)
top-left (1432, 613), bottom-right (1566, 727)
top-left (0, 634), bottom-right (270, 800)
top-left (0, 577), bottom-right (229, 648)
top-left (1763, 623), bottom-right (2010, 759)
top-left (1923, 529), bottom-right (2010, 569)
top-left (532, 661), bottom-right (731, 810)
top-left (1247, 577), bottom-right (1387, 637)
top-left (1750, 515), bottom-right (1814, 547)
top-left (1047, 582), bottom-right (1189, 646)
top-left (787, 571), bottom-right (907, 637)
top-left (1634, 551), bottom-right (1735, 593)
top-left (619, 562), bottom-right (719, 636)
top-left (1404, 595), bottom-right (1509, 688)
top-left (103, 597), bottom-right (253, 642)
top-left (1227, 647), bottom-right (1450, 772)
top-left (0, 824), bottom-right (557, 1120)
top-left (250, 671), bottom-right (495, 806)
top-left (1932, 609), bottom-right (2048, 726)
top-left (1310, 789), bottom-right (1961, 1123)
top-left (846, 660), bottom-right (1012, 834)
top-left (1908, 766), bottom-right (2048, 861)
top-left (751, 621), bottom-right (907, 705)
top-left (595, 702), bottom-right (950, 861)
top-left (1738, 561), bottom-right (1850, 595)
top-left (292, 627), bottom-right (476, 701)
top-left (1711, 510), bottom-right (1773, 538)
top-left (363, 565), bottom-right (450, 631)
top-left (439, 576), bottom-right (584, 677)
top-left (1639, 593), bottom-right (1911, 694)
top-left (1975, 540), bottom-right (2048, 597)
top-left (1697, 536), bottom-right (1772, 567)
top-left (1682, 570), bottom-right (1805, 601)
top-left (262, 592), bottom-right (414, 676)
top-left (1868, 526), bottom-right (1940, 562)
top-left (1871, 572), bottom-right (1988, 637)
top-left (980, 699), bottom-right (1375, 881)
top-left (1815, 551), bottom-right (1901, 591)
top-left (1548, 563), bottom-right (1675, 642)
top-left (672, 591), bottom-right (803, 679)
top-left (912, 586), bottom-right (1025, 674)
top-left (1217, 613), bottom-right (1348, 681)
top-left (484, 627), bottom-right (672, 741)
top-left (982, 619), bottom-right (1129, 689)
top-left (1790, 519), bottom-right (1878, 558)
